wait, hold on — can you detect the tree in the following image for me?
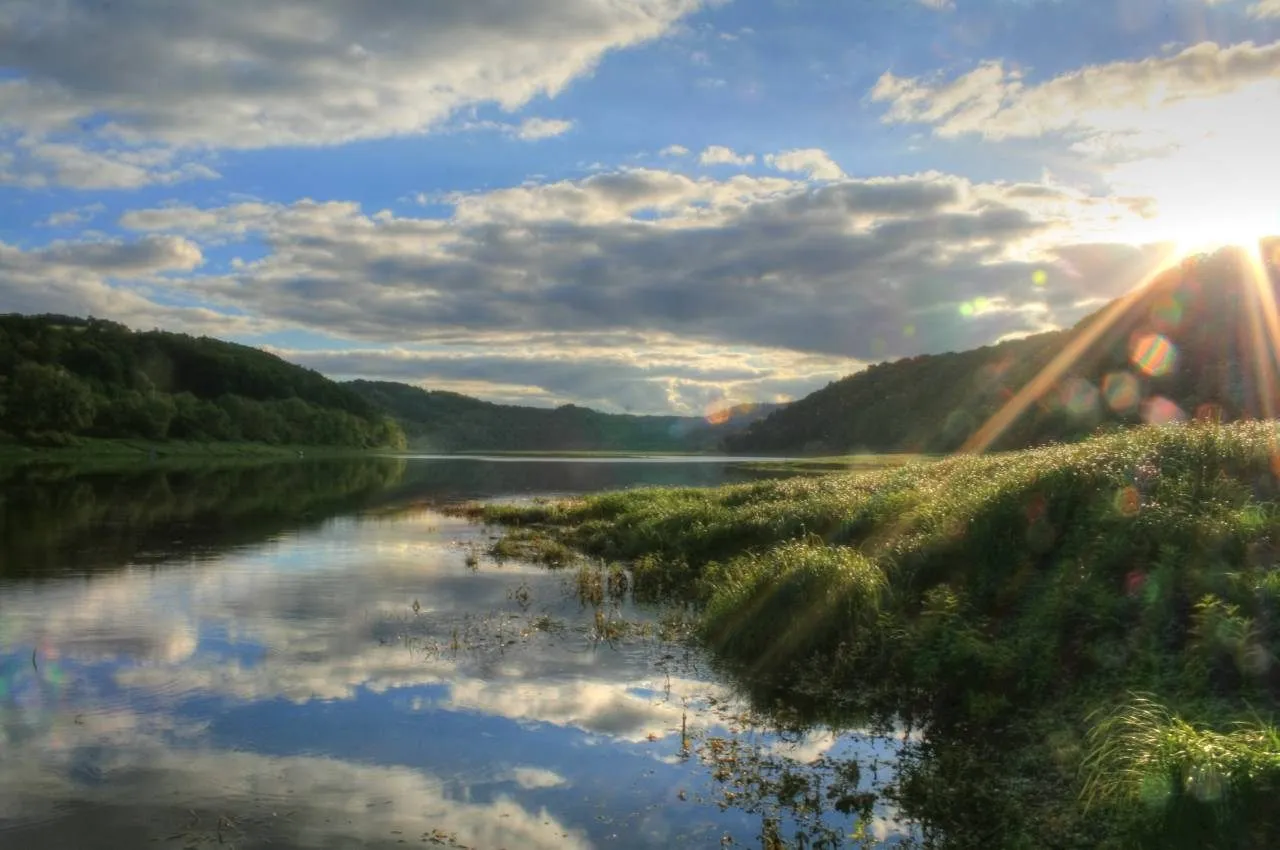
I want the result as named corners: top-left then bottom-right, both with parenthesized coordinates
top-left (2, 363), bottom-right (96, 437)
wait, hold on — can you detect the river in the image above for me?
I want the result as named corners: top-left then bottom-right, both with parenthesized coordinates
top-left (0, 456), bottom-right (916, 849)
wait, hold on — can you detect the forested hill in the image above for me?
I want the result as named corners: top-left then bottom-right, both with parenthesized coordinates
top-left (0, 315), bottom-right (405, 448)
top-left (728, 239), bottom-right (1280, 455)
top-left (346, 380), bottom-right (780, 453)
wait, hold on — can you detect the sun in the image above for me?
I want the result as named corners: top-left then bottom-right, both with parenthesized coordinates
top-left (1155, 202), bottom-right (1280, 257)
top-left (1097, 83), bottom-right (1280, 256)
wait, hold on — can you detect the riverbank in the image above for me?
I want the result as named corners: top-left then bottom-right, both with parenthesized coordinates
top-left (0, 437), bottom-right (378, 470)
top-left (460, 422), bottom-right (1280, 848)
top-left (738, 452), bottom-right (930, 473)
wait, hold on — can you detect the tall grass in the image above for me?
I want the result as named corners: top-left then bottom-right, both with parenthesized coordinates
top-left (474, 422), bottom-right (1280, 844)
top-left (1082, 695), bottom-right (1280, 847)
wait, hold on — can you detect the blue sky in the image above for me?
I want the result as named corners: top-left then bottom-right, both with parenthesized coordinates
top-left (3, 0), bottom-right (1279, 414)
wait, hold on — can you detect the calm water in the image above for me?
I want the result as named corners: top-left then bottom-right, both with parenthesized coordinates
top-left (0, 457), bottom-right (914, 849)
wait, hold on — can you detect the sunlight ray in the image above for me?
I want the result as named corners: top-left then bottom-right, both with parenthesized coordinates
top-left (1242, 243), bottom-right (1280, 423)
top-left (960, 245), bottom-right (1182, 455)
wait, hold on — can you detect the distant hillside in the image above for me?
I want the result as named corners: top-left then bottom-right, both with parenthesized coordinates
top-left (347, 380), bottom-right (781, 453)
top-left (728, 239), bottom-right (1280, 455)
top-left (0, 314), bottom-right (405, 449)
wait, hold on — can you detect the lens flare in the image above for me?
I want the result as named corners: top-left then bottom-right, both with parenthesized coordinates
top-left (1131, 333), bottom-right (1177, 377)
top-left (1149, 294), bottom-right (1184, 331)
top-left (959, 296), bottom-right (991, 318)
top-left (1141, 395), bottom-right (1186, 425)
top-left (1102, 372), bottom-right (1142, 414)
top-left (1057, 377), bottom-right (1100, 418)
top-left (1194, 402), bottom-right (1224, 423)
top-left (1115, 486), bottom-right (1141, 517)
top-left (705, 404), bottom-right (734, 426)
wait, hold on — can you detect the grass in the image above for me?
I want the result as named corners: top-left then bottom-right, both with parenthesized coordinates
top-left (467, 422), bottom-right (1280, 847)
top-left (449, 449), bottom-right (712, 458)
top-left (486, 528), bottom-right (578, 567)
top-left (739, 452), bottom-right (932, 474)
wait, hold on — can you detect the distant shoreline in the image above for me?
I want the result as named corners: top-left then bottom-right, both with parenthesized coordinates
top-left (0, 438), bottom-right (377, 470)
top-left (0, 439), bottom-right (929, 474)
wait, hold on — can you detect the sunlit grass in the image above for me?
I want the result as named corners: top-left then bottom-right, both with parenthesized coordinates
top-left (1082, 695), bottom-right (1280, 810)
top-left (474, 421), bottom-right (1280, 843)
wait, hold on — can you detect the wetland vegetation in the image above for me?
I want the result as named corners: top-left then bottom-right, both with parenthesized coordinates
top-left (462, 422), bottom-right (1280, 848)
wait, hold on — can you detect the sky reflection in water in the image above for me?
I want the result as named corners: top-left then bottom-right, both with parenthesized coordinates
top-left (0, 458), bottom-right (912, 848)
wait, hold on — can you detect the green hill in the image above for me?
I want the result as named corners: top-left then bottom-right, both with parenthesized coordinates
top-left (345, 379), bottom-right (781, 453)
top-left (0, 314), bottom-right (405, 449)
top-left (727, 239), bottom-right (1280, 455)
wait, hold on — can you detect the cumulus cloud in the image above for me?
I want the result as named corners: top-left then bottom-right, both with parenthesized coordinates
top-left (870, 39), bottom-right (1280, 141)
top-left (111, 168), bottom-right (1150, 365)
top-left (660, 144), bottom-right (691, 157)
top-left (0, 142), bottom-right (222, 189)
top-left (1252, 0), bottom-right (1280, 18)
top-left (0, 0), bottom-right (704, 154)
top-left (765, 148), bottom-right (845, 180)
top-left (516, 117), bottom-right (575, 140)
top-left (699, 145), bottom-right (755, 166)
top-left (0, 234), bottom-right (262, 336)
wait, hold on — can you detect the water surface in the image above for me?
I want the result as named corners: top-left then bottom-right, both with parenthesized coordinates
top-left (0, 457), bottom-right (913, 848)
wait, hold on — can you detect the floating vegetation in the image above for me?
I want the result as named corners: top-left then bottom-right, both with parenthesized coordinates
top-left (487, 528), bottom-right (577, 567)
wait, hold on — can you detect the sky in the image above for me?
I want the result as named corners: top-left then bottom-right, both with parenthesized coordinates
top-left (2, 0), bottom-right (1279, 416)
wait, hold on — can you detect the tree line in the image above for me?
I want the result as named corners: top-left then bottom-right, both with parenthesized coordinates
top-left (0, 315), bottom-right (405, 449)
top-left (346, 380), bottom-right (779, 453)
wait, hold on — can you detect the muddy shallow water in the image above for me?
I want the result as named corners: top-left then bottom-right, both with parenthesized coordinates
top-left (0, 457), bottom-right (916, 848)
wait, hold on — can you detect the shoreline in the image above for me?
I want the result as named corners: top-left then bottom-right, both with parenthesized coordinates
top-left (0, 438), bottom-right (381, 470)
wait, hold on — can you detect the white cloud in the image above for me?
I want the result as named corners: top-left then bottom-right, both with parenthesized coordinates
top-left (869, 38), bottom-right (1280, 245)
top-left (0, 233), bottom-right (264, 337)
top-left (0, 0), bottom-right (706, 154)
top-left (41, 203), bottom-right (106, 228)
top-left (765, 148), bottom-right (845, 181)
top-left (660, 144), bottom-right (691, 157)
top-left (916, 0), bottom-right (955, 8)
top-left (516, 117), bottom-right (575, 140)
top-left (698, 145), bottom-right (755, 166)
top-left (1251, 0), bottom-right (1280, 17)
top-left (870, 39), bottom-right (1280, 141)
top-left (0, 140), bottom-right (221, 189)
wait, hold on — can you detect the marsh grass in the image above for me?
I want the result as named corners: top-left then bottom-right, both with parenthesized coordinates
top-left (474, 422), bottom-right (1280, 845)
top-left (487, 528), bottom-right (576, 567)
top-left (1081, 695), bottom-right (1280, 846)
